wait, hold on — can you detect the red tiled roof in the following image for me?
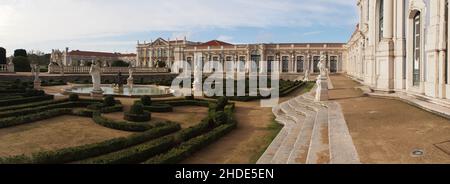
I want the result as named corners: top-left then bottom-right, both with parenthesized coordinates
top-left (198, 40), bottom-right (233, 47)
top-left (69, 50), bottom-right (136, 57)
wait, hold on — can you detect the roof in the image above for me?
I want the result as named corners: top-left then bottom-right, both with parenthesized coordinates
top-left (69, 50), bottom-right (136, 57)
top-left (198, 40), bottom-right (234, 47)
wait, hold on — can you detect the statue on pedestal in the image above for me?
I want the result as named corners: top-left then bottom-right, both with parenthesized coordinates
top-left (315, 52), bottom-right (329, 102)
top-left (127, 65), bottom-right (134, 89)
top-left (30, 64), bottom-right (41, 89)
top-left (90, 61), bottom-right (103, 98)
top-left (113, 72), bottom-right (124, 93)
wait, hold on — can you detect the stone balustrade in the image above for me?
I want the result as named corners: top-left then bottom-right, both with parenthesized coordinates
top-left (0, 64), bottom-right (14, 73)
top-left (48, 65), bottom-right (169, 74)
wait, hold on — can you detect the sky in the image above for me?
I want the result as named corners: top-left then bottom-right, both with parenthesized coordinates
top-left (0, 0), bottom-right (358, 55)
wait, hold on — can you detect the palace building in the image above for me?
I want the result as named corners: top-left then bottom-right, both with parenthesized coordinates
top-left (51, 47), bottom-right (137, 67)
top-left (346, 0), bottom-right (449, 101)
top-left (136, 38), bottom-right (347, 75)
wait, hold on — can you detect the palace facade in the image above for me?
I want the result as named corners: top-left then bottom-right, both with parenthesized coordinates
top-left (136, 38), bottom-right (347, 74)
top-left (51, 48), bottom-right (137, 67)
top-left (346, 0), bottom-right (450, 100)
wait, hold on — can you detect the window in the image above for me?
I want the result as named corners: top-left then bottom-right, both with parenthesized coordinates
top-left (379, 0), bottom-right (384, 42)
top-left (268, 56), bottom-right (275, 72)
top-left (297, 56), bottom-right (304, 73)
top-left (313, 56), bottom-right (320, 73)
top-left (282, 56), bottom-right (289, 73)
top-left (413, 12), bottom-right (421, 86)
top-left (330, 56), bottom-right (338, 73)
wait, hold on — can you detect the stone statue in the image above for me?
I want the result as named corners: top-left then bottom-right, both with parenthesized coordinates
top-left (90, 61), bottom-right (103, 93)
top-left (127, 65), bottom-right (134, 89)
top-left (30, 64), bottom-right (40, 82)
top-left (304, 69), bottom-right (310, 81)
top-left (318, 53), bottom-right (327, 77)
top-left (113, 72), bottom-right (124, 93)
top-left (315, 52), bottom-right (329, 102)
top-left (30, 64), bottom-right (41, 89)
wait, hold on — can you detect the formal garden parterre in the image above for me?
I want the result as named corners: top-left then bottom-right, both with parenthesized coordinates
top-left (0, 78), bottom-right (309, 164)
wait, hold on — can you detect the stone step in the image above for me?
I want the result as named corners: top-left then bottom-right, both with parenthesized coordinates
top-left (280, 102), bottom-right (305, 123)
top-left (306, 107), bottom-right (330, 164)
top-left (271, 115), bottom-right (305, 164)
top-left (328, 102), bottom-right (361, 164)
top-left (287, 109), bottom-right (317, 164)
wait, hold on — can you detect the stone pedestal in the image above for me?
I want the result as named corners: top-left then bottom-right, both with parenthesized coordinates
top-left (315, 75), bottom-right (329, 101)
top-left (34, 80), bottom-right (42, 90)
top-left (90, 90), bottom-right (104, 100)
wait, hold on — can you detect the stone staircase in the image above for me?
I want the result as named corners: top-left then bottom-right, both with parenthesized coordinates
top-left (257, 90), bottom-right (360, 164)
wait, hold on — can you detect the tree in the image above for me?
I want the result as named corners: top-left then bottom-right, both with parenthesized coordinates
top-left (0, 47), bottom-right (6, 64)
top-left (111, 60), bottom-right (130, 67)
top-left (14, 49), bottom-right (27, 57)
top-left (12, 56), bottom-right (31, 72)
top-left (28, 50), bottom-right (50, 65)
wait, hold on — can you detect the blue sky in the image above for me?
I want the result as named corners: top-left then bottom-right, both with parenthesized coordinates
top-left (0, 0), bottom-right (358, 55)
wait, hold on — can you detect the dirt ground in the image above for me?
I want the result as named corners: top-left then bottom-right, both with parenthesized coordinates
top-left (329, 74), bottom-right (450, 164)
top-left (0, 115), bottom-right (132, 157)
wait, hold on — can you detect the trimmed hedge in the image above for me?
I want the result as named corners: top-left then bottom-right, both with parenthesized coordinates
top-left (0, 108), bottom-right (72, 128)
top-left (93, 112), bottom-right (157, 132)
top-left (142, 103), bottom-right (173, 113)
top-left (144, 122), bottom-right (237, 164)
top-left (0, 101), bottom-right (94, 119)
top-left (78, 135), bottom-right (176, 164)
top-left (0, 122), bottom-right (181, 164)
top-left (0, 95), bottom-right (54, 107)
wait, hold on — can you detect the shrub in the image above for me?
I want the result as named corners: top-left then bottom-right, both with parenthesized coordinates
top-left (130, 103), bottom-right (144, 114)
top-left (216, 96), bottom-right (229, 111)
top-left (0, 95), bottom-right (54, 107)
top-left (214, 111), bottom-right (228, 125)
top-left (69, 94), bottom-right (79, 101)
top-left (141, 96), bottom-right (152, 106)
top-left (124, 103), bottom-right (151, 122)
top-left (12, 56), bottom-right (31, 72)
top-left (103, 95), bottom-right (116, 107)
top-left (23, 89), bottom-right (46, 97)
top-left (110, 60), bottom-right (130, 67)
top-left (93, 112), bottom-right (152, 131)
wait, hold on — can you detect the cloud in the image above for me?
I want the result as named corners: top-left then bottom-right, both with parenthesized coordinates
top-left (0, 0), bottom-right (357, 53)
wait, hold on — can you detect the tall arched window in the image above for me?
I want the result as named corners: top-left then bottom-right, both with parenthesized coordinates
top-left (413, 12), bottom-right (421, 86)
top-left (379, 0), bottom-right (384, 42)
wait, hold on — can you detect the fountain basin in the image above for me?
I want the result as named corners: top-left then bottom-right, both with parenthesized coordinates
top-left (63, 84), bottom-right (174, 98)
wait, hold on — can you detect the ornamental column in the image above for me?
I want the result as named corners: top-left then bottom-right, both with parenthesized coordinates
top-left (375, 0), bottom-right (395, 91)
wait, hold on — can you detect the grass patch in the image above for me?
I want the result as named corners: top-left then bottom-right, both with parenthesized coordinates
top-left (249, 116), bottom-right (283, 164)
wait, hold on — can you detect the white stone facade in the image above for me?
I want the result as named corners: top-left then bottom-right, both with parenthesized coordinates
top-left (346, 0), bottom-right (450, 101)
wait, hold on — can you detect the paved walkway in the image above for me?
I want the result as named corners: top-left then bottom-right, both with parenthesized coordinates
top-left (329, 74), bottom-right (450, 164)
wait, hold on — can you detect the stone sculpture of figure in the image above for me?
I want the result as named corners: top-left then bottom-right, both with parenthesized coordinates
top-left (304, 69), bottom-right (310, 81)
top-left (318, 53), bottom-right (327, 77)
top-left (128, 65), bottom-right (134, 79)
top-left (30, 64), bottom-right (40, 82)
top-left (90, 61), bottom-right (103, 92)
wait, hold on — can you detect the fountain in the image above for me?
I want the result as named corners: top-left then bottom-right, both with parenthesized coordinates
top-left (127, 66), bottom-right (134, 89)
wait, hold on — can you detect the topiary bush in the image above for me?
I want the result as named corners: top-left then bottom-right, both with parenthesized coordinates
top-left (69, 94), bottom-right (79, 101)
top-left (141, 96), bottom-right (152, 106)
top-left (216, 96), bottom-right (229, 111)
top-left (214, 111), bottom-right (228, 125)
top-left (124, 103), bottom-right (151, 122)
top-left (103, 95), bottom-right (115, 107)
